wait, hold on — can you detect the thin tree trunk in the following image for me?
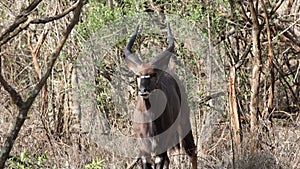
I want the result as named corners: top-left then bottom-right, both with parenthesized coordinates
top-left (261, 0), bottom-right (275, 143)
top-left (249, 0), bottom-right (262, 152)
top-left (229, 66), bottom-right (241, 168)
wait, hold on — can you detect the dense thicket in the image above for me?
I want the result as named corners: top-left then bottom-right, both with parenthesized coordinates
top-left (0, 0), bottom-right (299, 168)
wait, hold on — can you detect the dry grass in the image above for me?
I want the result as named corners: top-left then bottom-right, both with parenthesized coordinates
top-left (2, 107), bottom-right (298, 168)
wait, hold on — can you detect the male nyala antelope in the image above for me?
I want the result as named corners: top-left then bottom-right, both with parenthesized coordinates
top-left (124, 23), bottom-right (197, 169)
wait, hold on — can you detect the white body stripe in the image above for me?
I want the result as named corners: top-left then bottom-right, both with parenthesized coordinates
top-left (141, 156), bottom-right (147, 163)
top-left (155, 156), bottom-right (163, 164)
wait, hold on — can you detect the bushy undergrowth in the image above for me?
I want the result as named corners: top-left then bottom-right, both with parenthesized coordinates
top-left (0, 0), bottom-right (299, 169)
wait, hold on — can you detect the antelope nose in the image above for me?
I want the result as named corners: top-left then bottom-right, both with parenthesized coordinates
top-left (139, 88), bottom-right (149, 96)
top-left (139, 87), bottom-right (147, 93)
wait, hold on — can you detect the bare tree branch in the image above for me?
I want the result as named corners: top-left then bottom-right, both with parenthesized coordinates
top-left (0, 17), bottom-right (33, 47)
top-left (25, 0), bottom-right (84, 108)
top-left (0, 0), bottom-right (42, 45)
top-left (270, 0), bottom-right (285, 16)
top-left (0, 75), bottom-right (24, 108)
top-left (126, 158), bottom-right (141, 169)
top-left (199, 92), bottom-right (225, 104)
top-left (0, 0), bottom-right (81, 47)
top-left (31, 0), bottom-right (80, 24)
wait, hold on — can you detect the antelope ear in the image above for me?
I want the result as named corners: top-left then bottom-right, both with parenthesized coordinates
top-left (124, 54), bottom-right (142, 73)
top-left (150, 51), bottom-right (172, 71)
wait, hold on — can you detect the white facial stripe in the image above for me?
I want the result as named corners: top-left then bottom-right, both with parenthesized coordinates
top-left (141, 75), bottom-right (151, 79)
top-left (137, 78), bottom-right (141, 87)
